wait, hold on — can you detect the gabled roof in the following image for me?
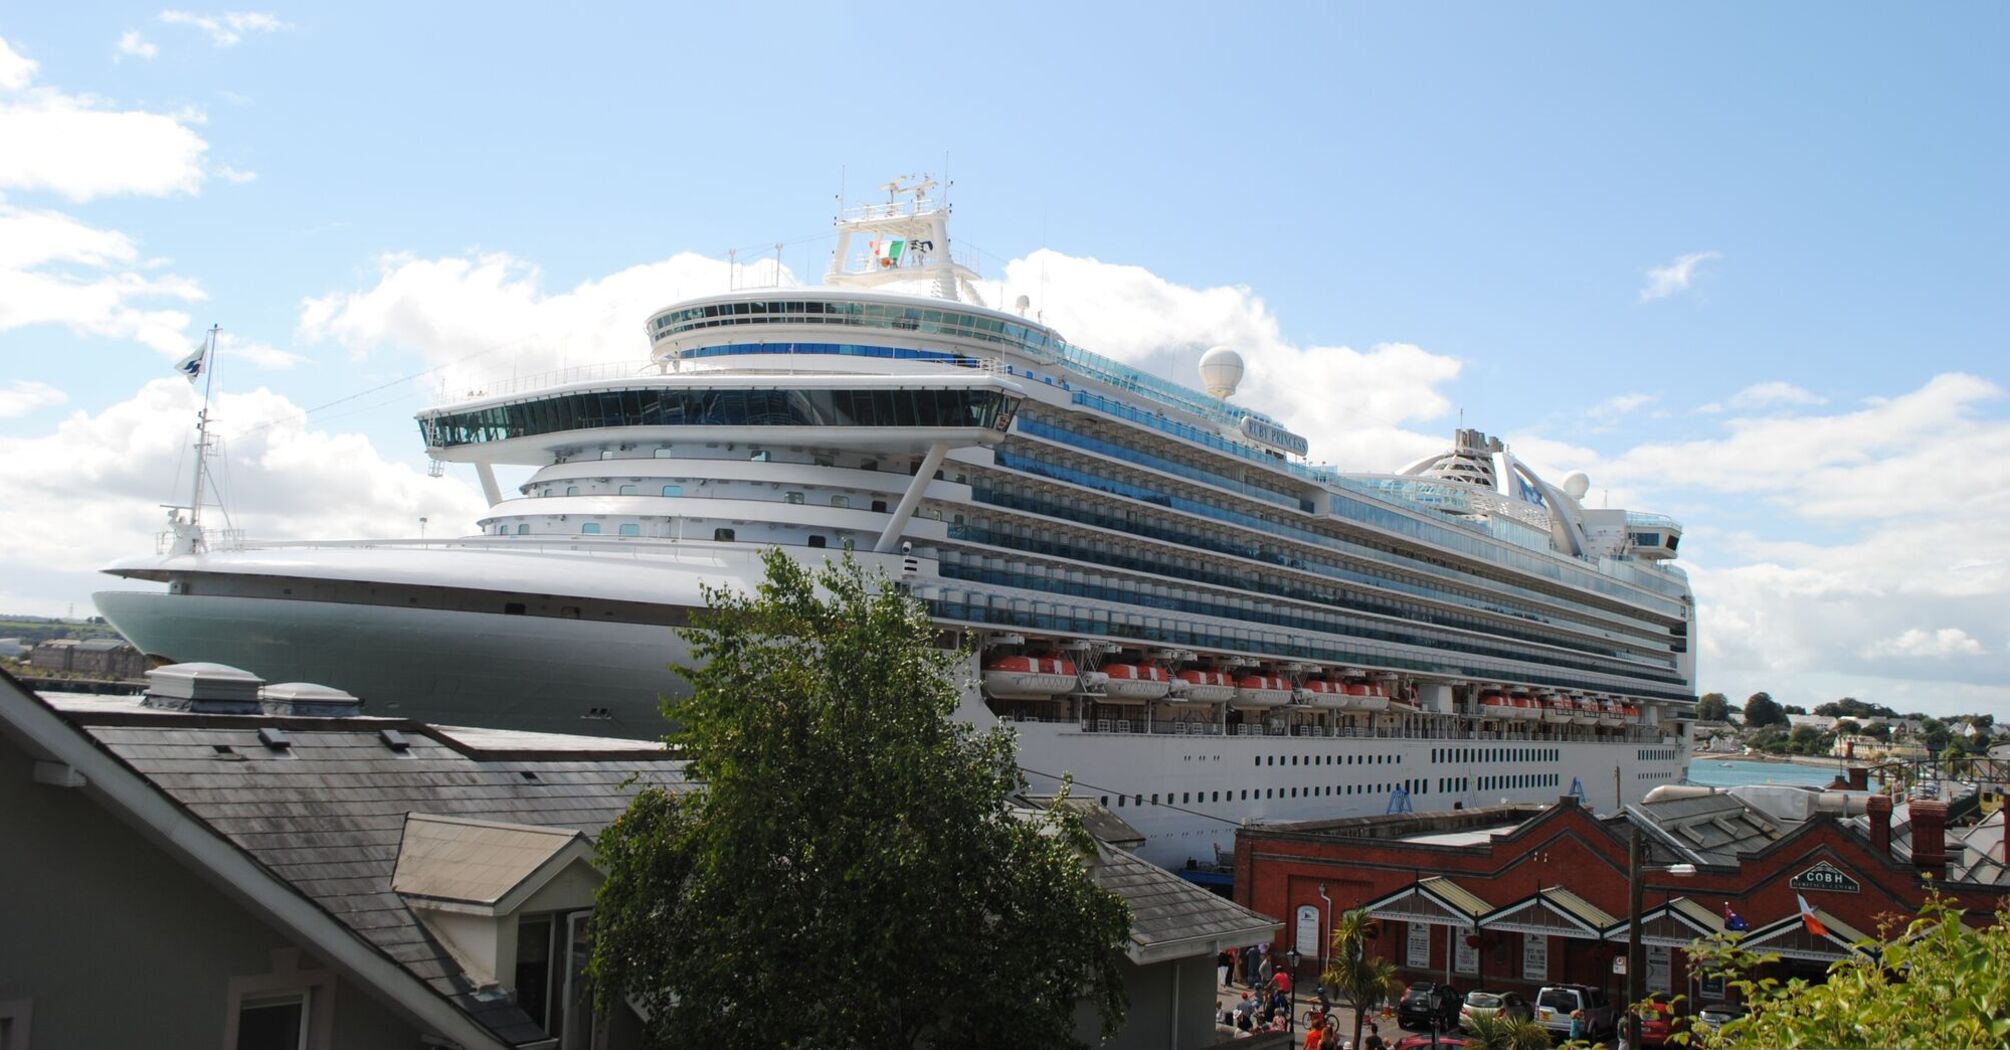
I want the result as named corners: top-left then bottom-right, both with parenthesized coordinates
top-left (393, 813), bottom-right (593, 913)
top-left (1358, 876), bottom-right (1493, 927)
top-left (1602, 896), bottom-right (1725, 947)
top-left (1088, 844), bottom-right (1280, 964)
top-left (1738, 907), bottom-right (1873, 962)
top-left (1481, 887), bottom-right (1615, 940)
top-left (0, 673), bottom-right (684, 1049)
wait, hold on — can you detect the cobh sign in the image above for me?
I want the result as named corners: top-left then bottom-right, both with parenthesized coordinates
top-left (1789, 861), bottom-right (1861, 894)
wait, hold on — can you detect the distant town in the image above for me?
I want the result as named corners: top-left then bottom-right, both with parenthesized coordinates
top-left (1691, 690), bottom-right (2006, 765)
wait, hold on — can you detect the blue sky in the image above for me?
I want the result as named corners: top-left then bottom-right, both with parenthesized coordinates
top-left (2, 5), bottom-right (2005, 718)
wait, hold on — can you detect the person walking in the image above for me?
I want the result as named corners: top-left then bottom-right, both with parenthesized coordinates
top-left (1218, 948), bottom-right (1232, 988)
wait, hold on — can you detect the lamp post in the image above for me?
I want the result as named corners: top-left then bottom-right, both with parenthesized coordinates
top-left (1317, 883), bottom-right (1333, 986)
top-left (1626, 822), bottom-right (1696, 1050)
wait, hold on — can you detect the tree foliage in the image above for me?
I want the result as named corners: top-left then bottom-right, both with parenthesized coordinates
top-left (1322, 909), bottom-right (1400, 1050)
top-left (1464, 1012), bottom-right (1551, 1050)
top-left (588, 550), bottom-right (1132, 1050)
top-left (1688, 895), bottom-right (2010, 1049)
top-left (1696, 693), bottom-right (1731, 722)
top-left (1741, 692), bottom-right (1786, 728)
top-left (1814, 697), bottom-right (1898, 720)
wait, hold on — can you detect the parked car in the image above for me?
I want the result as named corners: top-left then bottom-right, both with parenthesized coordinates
top-left (1634, 995), bottom-right (1678, 1047)
top-left (1693, 1001), bottom-right (1747, 1037)
top-left (1459, 990), bottom-right (1533, 1029)
top-left (1397, 982), bottom-right (1462, 1032)
top-left (1534, 984), bottom-right (1617, 1039)
top-left (1393, 1035), bottom-right (1468, 1050)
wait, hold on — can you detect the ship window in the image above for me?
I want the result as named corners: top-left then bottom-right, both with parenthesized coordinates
top-left (830, 495), bottom-right (849, 509)
top-left (871, 499), bottom-right (888, 513)
top-left (751, 450), bottom-right (770, 462)
top-left (559, 606), bottom-right (580, 618)
top-left (1115, 796), bottom-right (1124, 807)
top-left (618, 484), bottom-right (637, 495)
top-left (1150, 794), bottom-right (1158, 804)
top-left (566, 486), bottom-right (579, 496)
top-left (662, 484), bottom-right (682, 497)
top-left (618, 523), bottom-right (641, 537)
top-left (784, 492), bottom-right (804, 505)
top-left (654, 447), bottom-right (674, 458)
top-left (714, 528), bottom-right (735, 542)
top-left (860, 460), bottom-right (877, 471)
top-left (807, 535), bottom-right (826, 549)
top-left (580, 523), bottom-right (601, 535)
top-left (516, 524), bottom-right (529, 535)
top-left (504, 602), bottom-right (526, 615)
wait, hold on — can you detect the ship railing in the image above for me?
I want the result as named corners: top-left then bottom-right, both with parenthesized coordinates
top-left (431, 361), bottom-right (657, 407)
top-left (155, 528), bottom-right (247, 554)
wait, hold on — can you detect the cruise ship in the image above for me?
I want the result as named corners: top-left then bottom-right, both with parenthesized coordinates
top-left (97, 179), bottom-right (1695, 868)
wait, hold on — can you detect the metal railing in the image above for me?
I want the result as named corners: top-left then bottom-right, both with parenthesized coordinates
top-left (430, 361), bottom-right (658, 407)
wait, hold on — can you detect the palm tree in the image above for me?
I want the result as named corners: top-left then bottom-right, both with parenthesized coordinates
top-left (1463, 1012), bottom-right (1553, 1050)
top-left (1321, 908), bottom-right (1400, 1050)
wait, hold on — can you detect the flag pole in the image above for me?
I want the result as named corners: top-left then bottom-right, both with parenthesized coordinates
top-left (186, 323), bottom-right (221, 537)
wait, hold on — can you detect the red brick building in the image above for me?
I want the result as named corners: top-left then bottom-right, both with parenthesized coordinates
top-left (1232, 792), bottom-right (2003, 1011)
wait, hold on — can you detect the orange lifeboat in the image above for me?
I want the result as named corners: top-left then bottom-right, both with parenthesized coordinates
top-left (1100, 662), bottom-right (1172, 703)
top-left (1571, 695), bottom-right (1600, 726)
top-left (1540, 693), bottom-right (1573, 724)
top-left (1598, 698), bottom-right (1624, 727)
top-left (981, 654), bottom-right (1077, 700)
top-left (1233, 674), bottom-right (1295, 708)
top-left (1298, 677), bottom-right (1347, 710)
top-left (1479, 689), bottom-right (1514, 720)
top-left (1357, 681), bottom-right (1391, 713)
top-left (1173, 668), bottom-right (1239, 704)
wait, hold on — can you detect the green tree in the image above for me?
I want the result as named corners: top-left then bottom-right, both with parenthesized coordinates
top-left (588, 551), bottom-right (1131, 1050)
top-left (1782, 704), bottom-right (1808, 716)
top-left (1833, 718), bottom-right (1861, 737)
top-left (1742, 692), bottom-right (1786, 728)
top-left (1696, 693), bottom-right (1730, 722)
top-left (1323, 909), bottom-right (1399, 1050)
top-left (1689, 895), bottom-right (2010, 1048)
top-left (1943, 744), bottom-right (1977, 782)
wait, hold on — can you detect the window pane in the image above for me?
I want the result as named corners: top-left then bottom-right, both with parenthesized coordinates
top-left (236, 994), bottom-right (306, 1050)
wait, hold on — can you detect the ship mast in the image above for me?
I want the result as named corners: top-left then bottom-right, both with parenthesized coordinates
top-left (168, 324), bottom-right (221, 556)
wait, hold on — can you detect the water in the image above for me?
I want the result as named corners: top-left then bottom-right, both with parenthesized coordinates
top-left (1685, 758), bottom-right (1848, 789)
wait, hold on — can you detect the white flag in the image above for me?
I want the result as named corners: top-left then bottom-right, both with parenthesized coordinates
top-left (176, 344), bottom-right (206, 384)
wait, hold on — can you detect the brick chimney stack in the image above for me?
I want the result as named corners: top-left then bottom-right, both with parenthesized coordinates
top-left (1847, 766), bottom-right (1869, 791)
top-left (1910, 799), bottom-right (1950, 876)
top-left (1865, 793), bottom-right (1893, 857)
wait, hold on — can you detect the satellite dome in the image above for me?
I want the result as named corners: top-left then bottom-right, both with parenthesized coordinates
top-left (1199, 346), bottom-right (1245, 399)
top-left (1562, 471), bottom-right (1591, 500)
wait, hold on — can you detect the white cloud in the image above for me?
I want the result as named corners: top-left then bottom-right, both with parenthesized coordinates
top-left (0, 379), bottom-right (485, 588)
top-left (984, 249), bottom-right (1460, 468)
top-left (217, 331), bottom-right (305, 369)
top-left (0, 379), bottom-right (68, 417)
top-left (0, 36), bottom-right (36, 91)
top-left (215, 163), bottom-right (256, 184)
top-left (0, 202), bottom-right (206, 353)
top-left (157, 11), bottom-right (288, 47)
top-left (1724, 381), bottom-right (1826, 411)
top-left (0, 35), bottom-right (210, 200)
top-left (1639, 250), bottom-right (1720, 302)
top-left (1584, 392), bottom-right (1655, 432)
top-left (1864, 628), bottom-right (1986, 659)
top-left (116, 30), bottom-right (159, 61)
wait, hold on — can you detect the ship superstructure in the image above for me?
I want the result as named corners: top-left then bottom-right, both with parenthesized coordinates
top-left (98, 179), bottom-right (1696, 867)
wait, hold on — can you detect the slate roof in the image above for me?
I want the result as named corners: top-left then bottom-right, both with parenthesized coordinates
top-left (49, 699), bottom-right (685, 1048)
top-left (1087, 844), bottom-right (1279, 961)
top-left (1630, 792), bottom-right (1784, 866)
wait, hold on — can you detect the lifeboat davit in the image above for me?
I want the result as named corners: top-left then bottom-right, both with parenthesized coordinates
top-left (1540, 693), bottom-right (1573, 724)
top-left (1233, 674), bottom-right (1295, 708)
top-left (1100, 662), bottom-right (1172, 703)
top-left (981, 655), bottom-right (1077, 700)
top-left (1298, 677), bottom-right (1347, 710)
top-left (1173, 669), bottom-right (1238, 704)
top-left (1571, 695), bottom-right (1600, 726)
top-left (1478, 689), bottom-right (1514, 720)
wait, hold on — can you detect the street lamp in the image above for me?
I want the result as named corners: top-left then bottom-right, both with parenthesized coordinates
top-left (1317, 883), bottom-right (1333, 985)
top-left (1626, 823), bottom-right (1697, 1049)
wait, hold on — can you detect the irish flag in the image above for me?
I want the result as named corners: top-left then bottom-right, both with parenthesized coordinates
top-left (1796, 893), bottom-right (1830, 938)
top-left (872, 238), bottom-right (906, 267)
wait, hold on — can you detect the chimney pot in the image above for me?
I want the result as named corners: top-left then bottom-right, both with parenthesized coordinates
top-left (1910, 799), bottom-right (1950, 875)
top-left (1847, 766), bottom-right (1869, 791)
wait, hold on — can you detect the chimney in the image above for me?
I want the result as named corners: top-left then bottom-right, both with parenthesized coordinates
top-left (1865, 793), bottom-right (1893, 857)
top-left (143, 662), bottom-right (264, 714)
top-left (1847, 766), bottom-right (1869, 791)
top-left (1910, 799), bottom-right (1950, 876)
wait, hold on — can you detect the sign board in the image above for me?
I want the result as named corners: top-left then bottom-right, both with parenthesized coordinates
top-left (1612, 956), bottom-right (1627, 975)
top-left (1699, 972), bottom-right (1725, 1000)
top-left (1408, 921), bottom-right (1432, 968)
top-left (1649, 945), bottom-right (1672, 995)
top-left (1790, 861), bottom-right (1861, 894)
top-left (1522, 934), bottom-right (1548, 983)
top-left (1295, 905), bottom-right (1322, 958)
top-left (1455, 932), bottom-right (1479, 976)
